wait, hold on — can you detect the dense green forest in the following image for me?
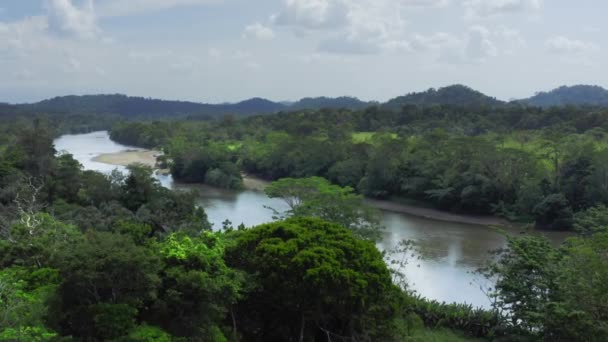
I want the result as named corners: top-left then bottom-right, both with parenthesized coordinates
top-left (1, 86), bottom-right (608, 341)
top-left (111, 96), bottom-right (608, 231)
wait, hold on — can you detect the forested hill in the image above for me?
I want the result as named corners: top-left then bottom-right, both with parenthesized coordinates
top-left (384, 84), bottom-right (504, 109)
top-left (8, 84), bottom-right (608, 119)
top-left (522, 85), bottom-right (608, 107)
top-left (20, 94), bottom-right (285, 119)
top-left (14, 94), bottom-right (370, 119)
top-left (289, 96), bottom-right (373, 110)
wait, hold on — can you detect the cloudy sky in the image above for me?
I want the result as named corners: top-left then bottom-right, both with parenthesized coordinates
top-left (0, 0), bottom-right (605, 103)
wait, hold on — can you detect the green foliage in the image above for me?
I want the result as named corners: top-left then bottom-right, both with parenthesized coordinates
top-left (151, 232), bottom-right (244, 339)
top-left (204, 162), bottom-right (243, 190)
top-left (0, 267), bottom-right (60, 340)
top-left (533, 193), bottom-right (574, 230)
top-left (226, 217), bottom-right (396, 341)
top-left (481, 236), bottom-right (560, 334)
top-left (547, 233), bottom-right (608, 341)
top-left (265, 177), bottom-right (382, 239)
top-left (0, 326), bottom-right (58, 342)
top-left (52, 231), bottom-right (161, 339)
top-left (573, 204), bottom-right (608, 235)
top-left (1, 213), bottom-right (81, 268)
top-left (93, 303), bottom-right (137, 340)
top-left (112, 219), bottom-right (153, 244)
top-left (480, 232), bottom-right (608, 341)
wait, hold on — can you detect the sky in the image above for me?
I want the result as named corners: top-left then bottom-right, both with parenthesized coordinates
top-left (0, 0), bottom-right (606, 103)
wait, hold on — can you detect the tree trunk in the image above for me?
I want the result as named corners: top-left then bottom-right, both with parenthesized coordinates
top-left (299, 313), bottom-right (306, 342)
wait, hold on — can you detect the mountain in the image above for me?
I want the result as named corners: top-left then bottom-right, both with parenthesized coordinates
top-left (290, 96), bottom-right (372, 110)
top-left (522, 85), bottom-right (608, 107)
top-left (384, 84), bottom-right (504, 109)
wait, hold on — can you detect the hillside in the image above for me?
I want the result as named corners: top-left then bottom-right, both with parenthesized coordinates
top-left (523, 85), bottom-right (608, 107)
top-left (15, 94), bottom-right (376, 118)
top-left (384, 84), bottom-right (504, 109)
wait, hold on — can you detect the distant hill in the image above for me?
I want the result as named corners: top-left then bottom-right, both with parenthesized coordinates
top-left (384, 85), bottom-right (504, 109)
top-left (290, 96), bottom-right (372, 110)
top-left (22, 94), bottom-right (289, 118)
top-left (522, 85), bottom-right (608, 107)
top-left (14, 94), bottom-right (373, 119)
top-left (8, 84), bottom-right (608, 120)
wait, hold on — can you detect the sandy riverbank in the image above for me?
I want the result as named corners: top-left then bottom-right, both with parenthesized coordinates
top-left (93, 150), bottom-right (161, 168)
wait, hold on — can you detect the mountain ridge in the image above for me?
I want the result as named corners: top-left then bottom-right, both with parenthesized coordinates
top-left (5, 84), bottom-right (608, 119)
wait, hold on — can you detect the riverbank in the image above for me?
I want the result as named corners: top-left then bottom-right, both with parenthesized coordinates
top-left (92, 149), bottom-right (513, 228)
top-left (365, 199), bottom-right (513, 227)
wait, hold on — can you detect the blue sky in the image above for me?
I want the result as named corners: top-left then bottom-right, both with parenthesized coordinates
top-left (0, 0), bottom-right (605, 103)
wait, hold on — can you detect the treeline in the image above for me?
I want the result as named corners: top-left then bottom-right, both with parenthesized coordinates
top-left (111, 102), bottom-right (608, 230)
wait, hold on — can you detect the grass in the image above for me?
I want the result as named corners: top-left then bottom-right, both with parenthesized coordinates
top-left (352, 132), bottom-right (398, 143)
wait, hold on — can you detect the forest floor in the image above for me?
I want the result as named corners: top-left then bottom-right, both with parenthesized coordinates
top-left (93, 150), bottom-right (161, 168)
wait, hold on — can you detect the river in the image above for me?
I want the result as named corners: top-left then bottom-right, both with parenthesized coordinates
top-left (54, 131), bottom-right (566, 308)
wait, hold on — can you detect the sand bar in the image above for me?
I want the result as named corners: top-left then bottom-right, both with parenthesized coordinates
top-left (93, 150), bottom-right (161, 168)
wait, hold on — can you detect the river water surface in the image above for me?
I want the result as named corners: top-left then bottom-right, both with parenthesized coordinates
top-left (54, 131), bottom-right (565, 308)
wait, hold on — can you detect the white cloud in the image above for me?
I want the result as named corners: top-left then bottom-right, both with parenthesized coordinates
top-left (464, 0), bottom-right (542, 19)
top-left (274, 0), bottom-right (449, 55)
top-left (273, 0), bottom-right (349, 30)
top-left (243, 23), bottom-right (275, 41)
top-left (545, 36), bottom-right (599, 54)
top-left (96, 0), bottom-right (223, 17)
top-left (0, 16), bottom-right (49, 58)
top-left (411, 26), bottom-right (522, 64)
top-left (45, 0), bottom-right (99, 38)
